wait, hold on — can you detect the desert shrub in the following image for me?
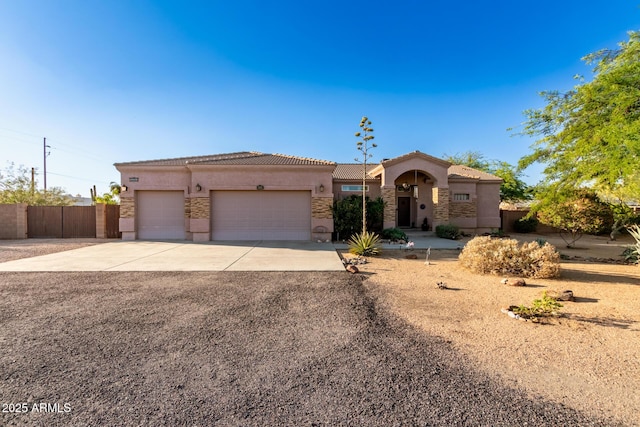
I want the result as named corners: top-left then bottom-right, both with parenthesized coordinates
top-left (459, 236), bottom-right (560, 278)
top-left (348, 231), bottom-right (381, 256)
top-left (513, 217), bottom-right (538, 233)
top-left (381, 227), bottom-right (407, 242)
top-left (435, 224), bottom-right (460, 240)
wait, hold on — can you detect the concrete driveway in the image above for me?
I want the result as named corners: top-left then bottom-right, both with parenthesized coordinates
top-left (0, 241), bottom-right (345, 272)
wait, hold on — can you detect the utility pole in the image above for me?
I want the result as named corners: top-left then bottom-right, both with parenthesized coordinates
top-left (43, 137), bottom-right (50, 192)
top-left (31, 167), bottom-right (35, 195)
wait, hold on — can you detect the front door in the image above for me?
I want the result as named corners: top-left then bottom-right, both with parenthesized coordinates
top-left (398, 196), bottom-right (411, 227)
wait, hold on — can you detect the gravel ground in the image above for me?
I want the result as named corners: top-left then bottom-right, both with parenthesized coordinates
top-left (0, 239), bottom-right (107, 263)
top-left (0, 270), bottom-right (618, 426)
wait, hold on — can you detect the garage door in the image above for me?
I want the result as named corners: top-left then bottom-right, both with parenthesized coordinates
top-left (211, 191), bottom-right (311, 240)
top-left (137, 191), bottom-right (185, 240)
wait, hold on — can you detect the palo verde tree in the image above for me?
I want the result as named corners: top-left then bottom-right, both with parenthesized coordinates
top-left (536, 189), bottom-right (613, 248)
top-left (354, 116), bottom-right (377, 235)
top-left (516, 31), bottom-right (640, 216)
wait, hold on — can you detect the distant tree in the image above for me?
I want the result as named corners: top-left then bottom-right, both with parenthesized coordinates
top-left (354, 116), bottom-right (377, 235)
top-left (0, 163), bottom-right (71, 206)
top-left (444, 151), bottom-right (532, 202)
top-left (443, 151), bottom-right (490, 171)
top-left (516, 31), bottom-right (640, 209)
top-left (94, 182), bottom-right (121, 205)
top-left (536, 190), bottom-right (613, 248)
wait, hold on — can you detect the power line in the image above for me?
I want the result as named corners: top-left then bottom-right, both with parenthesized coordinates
top-left (47, 171), bottom-right (115, 185)
top-left (0, 125), bottom-right (109, 162)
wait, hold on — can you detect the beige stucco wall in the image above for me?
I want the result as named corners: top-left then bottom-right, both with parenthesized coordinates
top-left (476, 181), bottom-right (502, 231)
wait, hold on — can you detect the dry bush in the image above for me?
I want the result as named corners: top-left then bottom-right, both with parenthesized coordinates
top-left (459, 236), bottom-right (560, 278)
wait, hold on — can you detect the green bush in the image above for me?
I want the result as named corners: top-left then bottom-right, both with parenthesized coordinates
top-left (435, 224), bottom-right (460, 240)
top-left (513, 217), bottom-right (538, 233)
top-left (512, 292), bottom-right (563, 321)
top-left (459, 236), bottom-right (560, 278)
top-left (333, 195), bottom-right (384, 239)
top-left (348, 231), bottom-right (381, 256)
top-left (381, 227), bottom-right (408, 242)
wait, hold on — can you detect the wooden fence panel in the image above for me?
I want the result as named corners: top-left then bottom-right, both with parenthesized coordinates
top-left (27, 206), bottom-right (63, 238)
top-left (105, 204), bottom-right (121, 238)
top-left (62, 206), bottom-right (96, 238)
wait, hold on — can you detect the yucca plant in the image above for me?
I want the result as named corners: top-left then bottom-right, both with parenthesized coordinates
top-left (348, 231), bottom-right (381, 256)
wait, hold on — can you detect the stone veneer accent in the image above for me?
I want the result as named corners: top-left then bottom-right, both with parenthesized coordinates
top-left (449, 201), bottom-right (477, 218)
top-left (120, 197), bottom-right (135, 218)
top-left (184, 198), bottom-right (191, 219)
top-left (432, 187), bottom-right (449, 223)
top-left (312, 197), bottom-right (333, 219)
top-left (381, 186), bottom-right (396, 225)
top-left (190, 197), bottom-right (210, 219)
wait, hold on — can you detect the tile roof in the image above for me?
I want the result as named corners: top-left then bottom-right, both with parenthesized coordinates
top-left (448, 165), bottom-right (502, 181)
top-left (115, 151), bottom-right (335, 167)
top-left (333, 164), bottom-right (378, 180)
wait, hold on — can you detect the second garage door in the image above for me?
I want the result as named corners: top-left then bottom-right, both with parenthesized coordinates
top-left (211, 191), bottom-right (311, 240)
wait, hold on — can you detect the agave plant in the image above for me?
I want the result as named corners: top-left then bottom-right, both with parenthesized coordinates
top-left (625, 225), bottom-right (640, 265)
top-left (348, 231), bottom-right (381, 256)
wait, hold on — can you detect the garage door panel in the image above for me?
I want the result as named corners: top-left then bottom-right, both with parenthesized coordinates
top-left (211, 191), bottom-right (310, 240)
top-left (138, 191), bottom-right (185, 240)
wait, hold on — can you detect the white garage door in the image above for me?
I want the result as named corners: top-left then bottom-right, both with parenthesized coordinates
top-left (137, 191), bottom-right (185, 240)
top-left (211, 191), bottom-right (311, 240)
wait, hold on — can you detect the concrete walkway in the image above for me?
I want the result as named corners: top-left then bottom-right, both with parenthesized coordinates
top-left (0, 241), bottom-right (345, 272)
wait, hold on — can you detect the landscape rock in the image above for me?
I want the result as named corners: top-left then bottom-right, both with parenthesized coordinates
top-left (405, 254), bottom-right (418, 260)
top-left (501, 278), bottom-right (527, 286)
top-left (547, 289), bottom-right (575, 301)
top-left (346, 265), bottom-right (359, 274)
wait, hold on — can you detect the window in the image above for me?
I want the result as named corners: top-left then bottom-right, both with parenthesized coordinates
top-left (453, 193), bottom-right (470, 201)
top-left (342, 185), bottom-right (369, 192)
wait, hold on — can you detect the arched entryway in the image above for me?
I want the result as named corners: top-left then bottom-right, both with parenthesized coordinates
top-left (394, 170), bottom-right (434, 229)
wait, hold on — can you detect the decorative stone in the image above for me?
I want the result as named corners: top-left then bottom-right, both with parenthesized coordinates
top-left (436, 281), bottom-right (447, 290)
top-left (547, 289), bottom-right (575, 301)
top-left (501, 278), bottom-right (526, 286)
top-left (405, 254), bottom-right (418, 259)
top-left (346, 265), bottom-right (359, 274)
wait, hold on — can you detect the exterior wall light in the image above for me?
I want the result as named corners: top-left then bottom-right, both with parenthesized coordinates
top-left (121, 185), bottom-right (128, 192)
top-left (257, 185), bottom-right (264, 190)
top-left (319, 184), bottom-right (325, 192)
top-left (195, 183), bottom-right (202, 192)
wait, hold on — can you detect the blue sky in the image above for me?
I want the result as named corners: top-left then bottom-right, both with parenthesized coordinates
top-left (1, 0), bottom-right (639, 197)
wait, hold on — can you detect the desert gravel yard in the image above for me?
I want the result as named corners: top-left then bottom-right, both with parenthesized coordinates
top-left (0, 270), bottom-right (619, 426)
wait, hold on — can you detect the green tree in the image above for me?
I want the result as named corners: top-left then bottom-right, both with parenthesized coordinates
top-left (94, 182), bottom-right (121, 205)
top-left (444, 151), bottom-right (490, 171)
top-left (537, 190), bottom-right (613, 248)
top-left (444, 151), bottom-right (532, 202)
top-left (517, 31), bottom-right (640, 205)
top-left (0, 163), bottom-right (71, 206)
top-left (354, 116), bottom-right (377, 235)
